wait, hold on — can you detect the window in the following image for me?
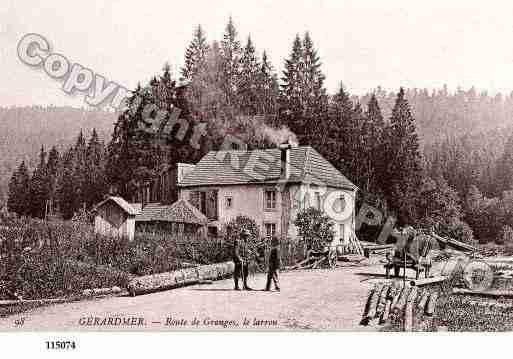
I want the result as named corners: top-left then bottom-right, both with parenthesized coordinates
top-left (265, 223), bottom-right (277, 239)
top-left (339, 223), bottom-right (345, 242)
top-left (315, 192), bottom-right (322, 210)
top-left (208, 226), bottom-right (218, 238)
top-left (264, 190), bottom-right (277, 210)
top-left (225, 196), bottom-right (233, 209)
top-left (334, 194), bottom-right (346, 214)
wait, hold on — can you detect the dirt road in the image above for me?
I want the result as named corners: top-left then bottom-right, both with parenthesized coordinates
top-left (0, 265), bottom-right (389, 331)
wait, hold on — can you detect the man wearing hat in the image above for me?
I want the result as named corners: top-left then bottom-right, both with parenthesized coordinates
top-left (233, 229), bottom-right (253, 290)
top-left (265, 236), bottom-right (281, 292)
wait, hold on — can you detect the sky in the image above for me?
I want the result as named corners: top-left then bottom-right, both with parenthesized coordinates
top-left (1, 0), bottom-right (513, 108)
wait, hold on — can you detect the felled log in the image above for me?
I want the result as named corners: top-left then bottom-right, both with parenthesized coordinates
top-left (361, 286), bottom-right (376, 325)
top-left (407, 287), bottom-right (418, 303)
top-left (0, 297), bottom-right (66, 307)
top-left (464, 300), bottom-right (513, 310)
top-left (404, 301), bottom-right (414, 331)
top-left (431, 232), bottom-right (476, 252)
top-left (390, 285), bottom-right (403, 311)
top-left (410, 276), bottom-right (446, 287)
top-left (311, 256), bottom-right (326, 269)
top-left (366, 284), bottom-right (382, 321)
top-left (361, 244), bottom-right (395, 251)
top-left (127, 261), bottom-right (235, 296)
top-left (393, 285), bottom-right (410, 313)
top-left (425, 292), bottom-right (439, 316)
top-left (380, 299), bottom-right (392, 324)
top-left (82, 286), bottom-right (123, 297)
top-left (417, 292), bottom-right (430, 311)
top-left (452, 288), bottom-right (513, 298)
top-left (376, 285), bottom-right (390, 318)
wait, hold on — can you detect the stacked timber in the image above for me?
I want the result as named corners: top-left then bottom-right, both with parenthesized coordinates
top-left (360, 282), bottom-right (441, 331)
top-left (127, 261), bottom-right (235, 296)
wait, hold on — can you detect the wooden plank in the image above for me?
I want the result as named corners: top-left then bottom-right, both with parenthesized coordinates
top-left (410, 276), bottom-right (446, 287)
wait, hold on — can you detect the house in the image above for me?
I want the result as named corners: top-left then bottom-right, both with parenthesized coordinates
top-left (93, 196), bottom-right (140, 241)
top-left (177, 143), bottom-right (358, 248)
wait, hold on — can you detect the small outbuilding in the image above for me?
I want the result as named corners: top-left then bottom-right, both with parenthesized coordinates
top-left (93, 196), bottom-right (141, 241)
top-left (135, 199), bottom-right (208, 236)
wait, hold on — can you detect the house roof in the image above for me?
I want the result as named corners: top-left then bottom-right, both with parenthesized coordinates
top-left (134, 200), bottom-right (208, 225)
top-left (93, 196), bottom-right (140, 216)
top-left (179, 146), bottom-right (357, 190)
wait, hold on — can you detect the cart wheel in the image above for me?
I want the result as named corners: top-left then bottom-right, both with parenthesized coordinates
top-left (328, 248), bottom-right (337, 269)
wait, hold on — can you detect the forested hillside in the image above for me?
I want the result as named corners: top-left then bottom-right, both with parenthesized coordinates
top-left (0, 107), bottom-right (117, 203)
top-left (2, 17), bottom-right (512, 244)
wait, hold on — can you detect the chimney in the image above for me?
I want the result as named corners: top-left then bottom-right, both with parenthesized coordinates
top-left (177, 163), bottom-right (196, 185)
top-left (279, 143), bottom-right (292, 180)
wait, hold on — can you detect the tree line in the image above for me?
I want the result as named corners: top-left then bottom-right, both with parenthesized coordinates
top-left (7, 130), bottom-right (107, 220)
top-left (5, 17), bottom-right (513, 244)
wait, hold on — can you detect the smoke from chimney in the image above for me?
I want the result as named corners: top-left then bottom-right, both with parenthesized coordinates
top-left (261, 124), bottom-right (298, 147)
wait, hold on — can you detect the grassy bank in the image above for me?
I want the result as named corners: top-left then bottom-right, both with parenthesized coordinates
top-left (0, 214), bottom-right (306, 300)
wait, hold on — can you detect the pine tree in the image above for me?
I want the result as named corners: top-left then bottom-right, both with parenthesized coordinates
top-left (280, 34), bottom-right (303, 116)
top-left (85, 129), bottom-right (107, 207)
top-left (496, 132), bottom-right (513, 194)
top-left (364, 94), bottom-right (387, 198)
top-left (386, 88), bottom-right (423, 225)
top-left (73, 130), bottom-right (88, 211)
top-left (57, 149), bottom-right (77, 220)
top-left (347, 101), bottom-right (367, 186)
top-left (45, 146), bottom-right (60, 215)
top-left (181, 25), bottom-right (209, 82)
top-left (29, 146), bottom-right (49, 218)
top-left (7, 161), bottom-right (30, 216)
top-left (301, 32), bottom-right (326, 115)
top-left (256, 50), bottom-right (279, 117)
top-left (280, 32), bottom-right (327, 145)
top-left (323, 83), bottom-right (354, 173)
top-left (220, 16), bottom-right (242, 107)
top-left (238, 35), bottom-right (260, 115)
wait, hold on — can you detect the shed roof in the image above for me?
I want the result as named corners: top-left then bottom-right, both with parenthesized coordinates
top-left (134, 200), bottom-right (208, 225)
top-left (94, 196), bottom-right (140, 216)
top-left (133, 203), bottom-right (168, 222)
top-left (179, 146), bottom-right (356, 190)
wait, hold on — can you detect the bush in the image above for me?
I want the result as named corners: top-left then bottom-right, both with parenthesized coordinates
top-left (223, 215), bottom-right (262, 254)
top-left (497, 225), bottom-right (513, 245)
top-left (445, 219), bottom-right (476, 245)
top-left (294, 207), bottom-right (335, 251)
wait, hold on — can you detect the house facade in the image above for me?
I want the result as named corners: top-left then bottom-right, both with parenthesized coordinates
top-left (178, 144), bottom-right (358, 247)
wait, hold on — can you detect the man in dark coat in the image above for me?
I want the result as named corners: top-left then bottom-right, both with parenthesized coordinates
top-left (233, 229), bottom-right (253, 290)
top-left (265, 236), bottom-right (281, 291)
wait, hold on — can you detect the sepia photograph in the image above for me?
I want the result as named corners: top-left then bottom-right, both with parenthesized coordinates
top-left (1, 0), bottom-right (513, 355)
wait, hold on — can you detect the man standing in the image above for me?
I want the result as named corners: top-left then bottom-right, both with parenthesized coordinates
top-left (233, 229), bottom-right (253, 291)
top-left (265, 236), bottom-right (281, 292)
